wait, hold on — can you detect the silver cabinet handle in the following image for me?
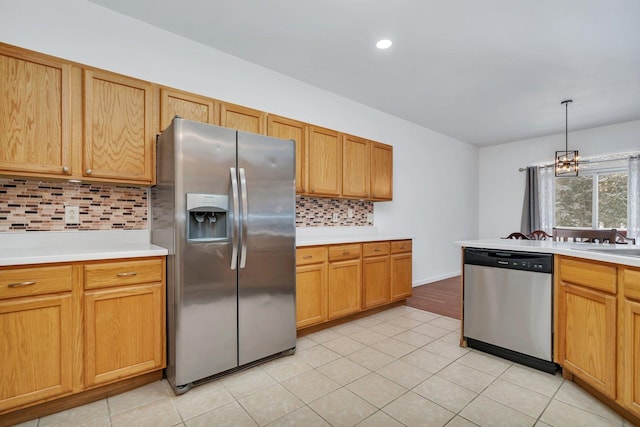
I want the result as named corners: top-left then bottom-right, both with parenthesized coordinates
top-left (86, 168), bottom-right (92, 175)
top-left (116, 272), bottom-right (137, 277)
top-left (239, 167), bottom-right (248, 269)
top-left (230, 167), bottom-right (240, 270)
top-left (8, 281), bottom-right (36, 288)
top-left (62, 166), bottom-right (70, 173)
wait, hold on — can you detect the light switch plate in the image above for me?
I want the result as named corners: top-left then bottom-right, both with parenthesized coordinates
top-left (348, 208), bottom-right (354, 218)
top-left (65, 206), bottom-right (80, 224)
top-left (366, 213), bottom-right (374, 223)
top-left (332, 212), bottom-right (340, 222)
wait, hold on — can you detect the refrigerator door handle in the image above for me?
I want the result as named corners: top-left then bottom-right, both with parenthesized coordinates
top-left (239, 167), bottom-right (248, 269)
top-left (230, 167), bottom-right (240, 270)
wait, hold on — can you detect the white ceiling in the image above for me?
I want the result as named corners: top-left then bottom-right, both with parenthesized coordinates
top-left (90, 0), bottom-right (640, 147)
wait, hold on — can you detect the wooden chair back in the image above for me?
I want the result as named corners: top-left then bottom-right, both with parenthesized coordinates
top-left (552, 227), bottom-right (617, 243)
top-left (528, 230), bottom-right (551, 240)
top-left (504, 232), bottom-right (530, 240)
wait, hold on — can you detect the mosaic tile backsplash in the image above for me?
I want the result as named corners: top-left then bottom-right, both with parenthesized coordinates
top-left (0, 179), bottom-right (372, 232)
top-left (296, 196), bottom-right (373, 227)
top-left (0, 179), bottom-right (147, 232)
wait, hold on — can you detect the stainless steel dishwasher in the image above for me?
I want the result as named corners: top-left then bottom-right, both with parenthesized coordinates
top-left (463, 248), bottom-right (557, 373)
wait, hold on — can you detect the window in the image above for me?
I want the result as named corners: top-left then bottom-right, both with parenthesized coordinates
top-left (555, 169), bottom-right (627, 229)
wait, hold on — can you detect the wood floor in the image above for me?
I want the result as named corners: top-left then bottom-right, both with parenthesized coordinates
top-left (405, 276), bottom-right (461, 319)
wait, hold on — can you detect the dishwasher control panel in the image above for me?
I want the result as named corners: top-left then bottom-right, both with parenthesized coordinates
top-left (464, 248), bottom-right (553, 273)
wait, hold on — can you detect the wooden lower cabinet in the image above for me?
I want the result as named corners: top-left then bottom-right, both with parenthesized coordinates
top-left (296, 264), bottom-right (327, 328)
top-left (328, 258), bottom-right (361, 319)
top-left (84, 283), bottom-right (164, 387)
top-left (557, 281), bottom-right (617, 398)
top-left (296, 239), bottom-right (411, 330)
top-left (556, 257), bottom-right (640, 424)
top-left (0, 294), bottom-right (73, 412)
top-left (390, 240), bottom-right (413, 301)
top-left (0, 256), bottom-right (165, 417)
top-left (620, 266), bottom-right (640, 418)
top-left (556, 256), bottom-right (617, 399)
top-left (362, 242), bottom-right (390, 309)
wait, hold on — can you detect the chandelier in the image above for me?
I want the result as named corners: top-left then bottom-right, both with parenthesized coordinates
top-left (555, 99), bottom-right (579, 176)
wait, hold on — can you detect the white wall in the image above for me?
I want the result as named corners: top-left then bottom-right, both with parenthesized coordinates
top-left (479, 120), bottom-right (640, 239)
top-left (0, 0), bottom-right (479, 284)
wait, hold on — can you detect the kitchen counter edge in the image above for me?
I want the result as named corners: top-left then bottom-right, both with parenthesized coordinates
top-left (455, 238), bottom-right (640, 268)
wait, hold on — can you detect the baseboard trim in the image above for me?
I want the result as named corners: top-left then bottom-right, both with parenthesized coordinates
top-left (413, 271), bottom-right (460, 287)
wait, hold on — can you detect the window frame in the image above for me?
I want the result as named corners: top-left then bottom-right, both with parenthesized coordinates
top-left (555, 165), bottom-right (628, 230)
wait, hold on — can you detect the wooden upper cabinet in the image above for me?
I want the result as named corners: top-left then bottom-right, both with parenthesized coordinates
top-left (342, 134), bottom-right (370, 199)
top-left (219, 102), bottom-right (266, 134)
top-left (0, 45), bottom-right (72, 178)
top-left (83, 69), bottom-right (155, 184)
top-left (160, 87), bottom-right (217, 131)
top-left (308, 126), bottom-right (342, 197)
top-left (370, 142), bottom-right (393, 200)
top-left (267, 115), bottom-right (307, 194)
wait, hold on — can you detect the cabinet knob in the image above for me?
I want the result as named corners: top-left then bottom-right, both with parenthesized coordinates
top-left (62, 166), bottom-right (70, 173)
top-left (302, 255), bottom-right (312, 259)
top-left (86, 168), bottom-right (92, 175)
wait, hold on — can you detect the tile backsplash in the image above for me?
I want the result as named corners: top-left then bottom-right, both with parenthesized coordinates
top-left (296, 196), bottom-right (373, 227)
top-left (0, 179), bottom-right (373, 232)
top-left (0, 179), bottom-right (147, 232)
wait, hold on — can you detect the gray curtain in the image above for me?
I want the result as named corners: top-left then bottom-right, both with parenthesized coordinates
top-left (520, 166), bottom-right (540, 234)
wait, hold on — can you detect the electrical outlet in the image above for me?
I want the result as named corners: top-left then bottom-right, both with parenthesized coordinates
top-left (366, 213), bottom-right (374, 223)
top-left (332, 212), bottom-right (340, 223)
top-left (347, 208), bottom-right (354, 218)
top-left (65, 206), bottom-right (80, 225)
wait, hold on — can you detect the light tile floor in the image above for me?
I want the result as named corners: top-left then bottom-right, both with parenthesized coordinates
top-left (15, 305), bottom-right (635, 427)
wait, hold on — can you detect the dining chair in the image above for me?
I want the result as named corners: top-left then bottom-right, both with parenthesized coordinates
top-left (528, 230), bottom-right (551, 240)
top-left (503, 232), bottom-right (530, 240)
top-left (552, 227), bottom-right (617, 243)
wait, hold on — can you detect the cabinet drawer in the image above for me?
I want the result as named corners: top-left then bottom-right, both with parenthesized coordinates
top-left (391, 240), bottom-right (412, 254)
top-left (622, 267), bottom-right (640, 301)
top-left (296, 246), bottom-right (327, 266)
top-left (328, 244), bottom-right (361, 261)
top-left (558, 257), bottom-right (616, 294)
top-left (0, 265), bottom-right (72, 299)
top-left (363, 241), bottom-right (390, 257)
top-left (84, 258), bottom-right (163, 289)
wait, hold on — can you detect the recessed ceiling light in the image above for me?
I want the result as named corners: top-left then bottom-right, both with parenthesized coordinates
top-left (376, 39), bottom-right (392, 50)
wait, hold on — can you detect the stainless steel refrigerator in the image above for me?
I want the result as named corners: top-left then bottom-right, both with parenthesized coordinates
top-left (151, 118), bottom-right (296, 394)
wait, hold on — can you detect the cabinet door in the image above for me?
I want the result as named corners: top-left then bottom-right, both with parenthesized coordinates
top-left (0, 47), bottom-right (72, 178)
top-left (0, 294), bottom-right (73, 412)
top-left (83, 69), bottom-right (154, 184)
top-left (558, 282), bottom-right (617, 399)
top-left (363, 255), bottom-right (389, 309)
top-left (84, 283), bottom-right (164, 387)
top-left (268, 115), bottom-right (307, 194)
top-left (371, 142), bottom-right (393, 200)
top-left (342, 134), bottom-right (370, 199)
top-left (391, 252), bottom-right (413, 301)
top-left (328, 259), bottom-right (361, 319)
top-left (621, 297), bottom-right (640, 417)
top-left (160, 87), bottom-right (217, 130)
top-left (296, 263), bottom-right (327, 328)
top-left (219, 102), bottom-right (266, 134)
top-left (308, 126), bottom-right (342, 197)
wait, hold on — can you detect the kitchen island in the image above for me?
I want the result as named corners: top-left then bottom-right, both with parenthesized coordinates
top-left (456, 238), bottom-right (640, 424)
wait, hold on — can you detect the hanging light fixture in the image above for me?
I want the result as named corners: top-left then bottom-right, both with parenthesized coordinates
top-left (555, 99), bottom-right (579, 176)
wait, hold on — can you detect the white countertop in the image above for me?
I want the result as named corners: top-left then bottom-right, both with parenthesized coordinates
top-left (0, 230), bottom-right (168, 266)
top-left (296, 226), bottom-right (411, 246)
top-left (455, 238), bottom-right (640, 268)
